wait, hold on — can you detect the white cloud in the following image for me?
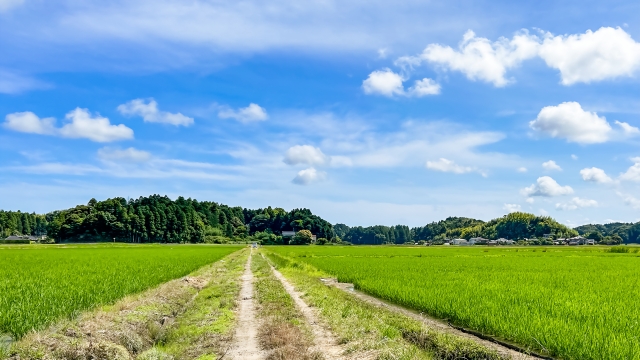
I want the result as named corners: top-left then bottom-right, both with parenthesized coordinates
top-left (362, 69), bottom-right (440, 97)
top-left (408, 78), bottom-right (441, 96)
top-left (571, 154), bottom-right (578, 160)
top-left (526, 198), bottom-right (534, 204)
top-left (3, 108), bottom-right (133, 142)
top-left (615, 121), bottom-right (640, 136)
top-left (283, 145), bottom-right (329, 166)
top-left (529, 102), bottom-right (612, 144)
top-left (538, 27), bottom-right (640, 85)
top-left (292, 167), bottom-right (326, 185)
top-left (401, 30), bottom-right (539, 87)
top-left (426, 158), bottom-right (476, 174)
top-left (97, 147), bottom-right (152, 163)
top-left (362, 69), bottom-right (405, 96)
top-left (504, 203), bottom-right (521, 213)
top-left (521, 176), bottom-right (573, 197)
top-left (619, 157), bottom-right (640, 182)
top-left (117, 98), bottom-right (193, 126)
top-left (556, 197), bottom-right (598, 211)
top-left (517, 167), bottom-right (527, 173)
top-left (3, 111), bottom-right (56, 135)
top-left (59, 108), bottom-right (133, 142)
top-left (580, 167), bottom-right (614, 184)
top-left (542, 160), bottom-right (562, 171)
top-left (0, 0), bottom-right (23, 12)
top-left (377, 48), bottom-right (389, 59)
top-left (218, 103), bottom-right (268, 123)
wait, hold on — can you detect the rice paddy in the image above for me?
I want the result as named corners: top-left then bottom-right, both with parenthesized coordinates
top-left (0, 244), bottom-right (240, 338)
top-left (267, 246), bottom-right (640, 360)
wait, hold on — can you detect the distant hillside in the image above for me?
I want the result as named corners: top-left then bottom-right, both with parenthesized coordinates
top-left (575, 222), bottom-right (640, 243)
top-left (337, 213), bottom-right (577, 244)
top-left (1, 195), bottom-right (333, 243)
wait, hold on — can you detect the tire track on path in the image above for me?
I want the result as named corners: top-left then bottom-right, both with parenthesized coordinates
top-left (225, 249), bottom-right (265, 360)
top-left (266, 255), bottom-right (346, 360)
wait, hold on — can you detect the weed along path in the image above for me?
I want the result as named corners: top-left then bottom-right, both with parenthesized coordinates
top-left (226, 249), bottom-right (265, 360)
top-left (325, 279), bottom-right (541, 360)
top-left (265, 255), bottom-right (346, 359)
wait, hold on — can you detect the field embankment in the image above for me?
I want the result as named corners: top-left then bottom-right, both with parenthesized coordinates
top-left (263, 249), bottom-right (504, 360)
top-left (0, 244), bottom-right (241, 339)
top-left (268, 246), bottom-right (640, 360)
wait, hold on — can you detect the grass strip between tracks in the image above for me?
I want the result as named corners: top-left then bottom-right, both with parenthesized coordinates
top-left (252, 251), bottom-right (322, 360)
top-left (263, 250), bottom-right (504, 360)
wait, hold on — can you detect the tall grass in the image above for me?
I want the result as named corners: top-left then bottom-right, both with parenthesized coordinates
top-left (0, 244), bottom-right (240, 338)
top-left (268, 246), bottom-right (640, 360)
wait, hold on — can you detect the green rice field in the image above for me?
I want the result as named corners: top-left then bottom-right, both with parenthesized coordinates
top-left (0, 244), bottom-right (240, 338)
top-left (266, 246), bottom-right (640, 360)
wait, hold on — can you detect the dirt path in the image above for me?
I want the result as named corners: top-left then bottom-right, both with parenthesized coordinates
top-left (226, 250), bottom-right (265, 360)
top-left (323, 279), bottom-right (543, 360)
top-left (268, 260), bottom-right (346, 359)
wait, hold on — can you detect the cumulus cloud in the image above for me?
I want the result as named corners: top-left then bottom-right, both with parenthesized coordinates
top-left (3, 111), bottom-right (56, 135)
top-left (362, 69), bottom-right (440, 97)
top-left (529, 102), bottom-right (612, 144)
top-left (59, 108), bottom-right (134, 142)
top-left (292, 167), bottom-right (326, 185)
top-left (218, 103), bottom-right (268, 123)
top-left (571, 154), bottom-right (578, 160)
top-left (97, 147), bottom-right (152, 163)
top-left (555, 197), bottom-right (598, 211)
top-left (542, 160), bottom-right (562, 171)
top-left (283, 145), bottom-right (329, 166)
top-left (504, 203), bottom-right (521, 213)
top-left (521, 176), bottom-right (573, 197)
top-left (426, 158), bottom-right (477, 174)
top-left (538, 27), bottom-right (640, 85)
top-left (517, 167), bottom-right (527, 173)
top-left (362, 69), bottom-right (405, 96)
top-left (619, 157), bottom-right (640, 182)
top-left (615, 121), bottom-right (640, 136)
top-left (3, 108), bottom-right (133, 142)
top-left (117, 98), bottom-right (193, 126)
top-left (580, 167), bottom-right (614, 184)
top-left (399, 30), bottom-right (539, 87)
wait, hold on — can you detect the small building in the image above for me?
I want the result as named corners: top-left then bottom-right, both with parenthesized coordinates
top-left (470, 237), bottom-right (488, 245)
top-left (487, 240), bottom-right (498, 246)
top-left (451, 239), bottom-right (469, 245)
top-left (281, 231), bottom-right (296, 237)
top-left (497, 238), bottom-right (515, 245)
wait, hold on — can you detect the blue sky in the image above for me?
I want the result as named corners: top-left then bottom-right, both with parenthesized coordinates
top-left (1, 0), bottom-right (640, 227)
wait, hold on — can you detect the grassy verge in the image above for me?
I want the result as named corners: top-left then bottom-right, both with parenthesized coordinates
top-left (252, 252), bottom-right (322, 360)
top-left (142, 248), bottom-right (248, 360)
top-left (263, 250), bottom-right (503, 360)
top-left (5, 248), bottom-right (247, 360)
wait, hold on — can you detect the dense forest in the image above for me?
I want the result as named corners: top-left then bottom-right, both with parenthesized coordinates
top-left (575, 222), bottom-right (640, 244)
top-left (1, 195), bottom-right (332, 244)
top-left (2, 196), bottom-right (638, 245)
top-left (0, 211), bottom-right (48, 238)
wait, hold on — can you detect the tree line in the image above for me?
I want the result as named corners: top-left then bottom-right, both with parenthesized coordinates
top-left (1, 195), bottom-right (333, 244)
top-left (334, 213), bottom-right (579, 245)
top-left (3, 197), bottom-right (638, 245)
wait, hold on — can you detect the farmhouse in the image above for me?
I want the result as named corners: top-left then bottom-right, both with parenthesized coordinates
top-left (469, 237), bottom-right (488, 245)
top-left (451, 239), bottom-right (469, 245)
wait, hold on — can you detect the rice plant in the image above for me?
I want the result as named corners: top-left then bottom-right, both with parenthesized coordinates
top-left (0, 244), bottom-right (240, 338)
top-left (268, 246), bottom-right (640, 360)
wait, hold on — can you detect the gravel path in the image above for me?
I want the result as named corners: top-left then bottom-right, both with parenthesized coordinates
top-left (226, 250), bottom-right (265, 360)
top-left (268, 260), bottom-right (346, 359)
